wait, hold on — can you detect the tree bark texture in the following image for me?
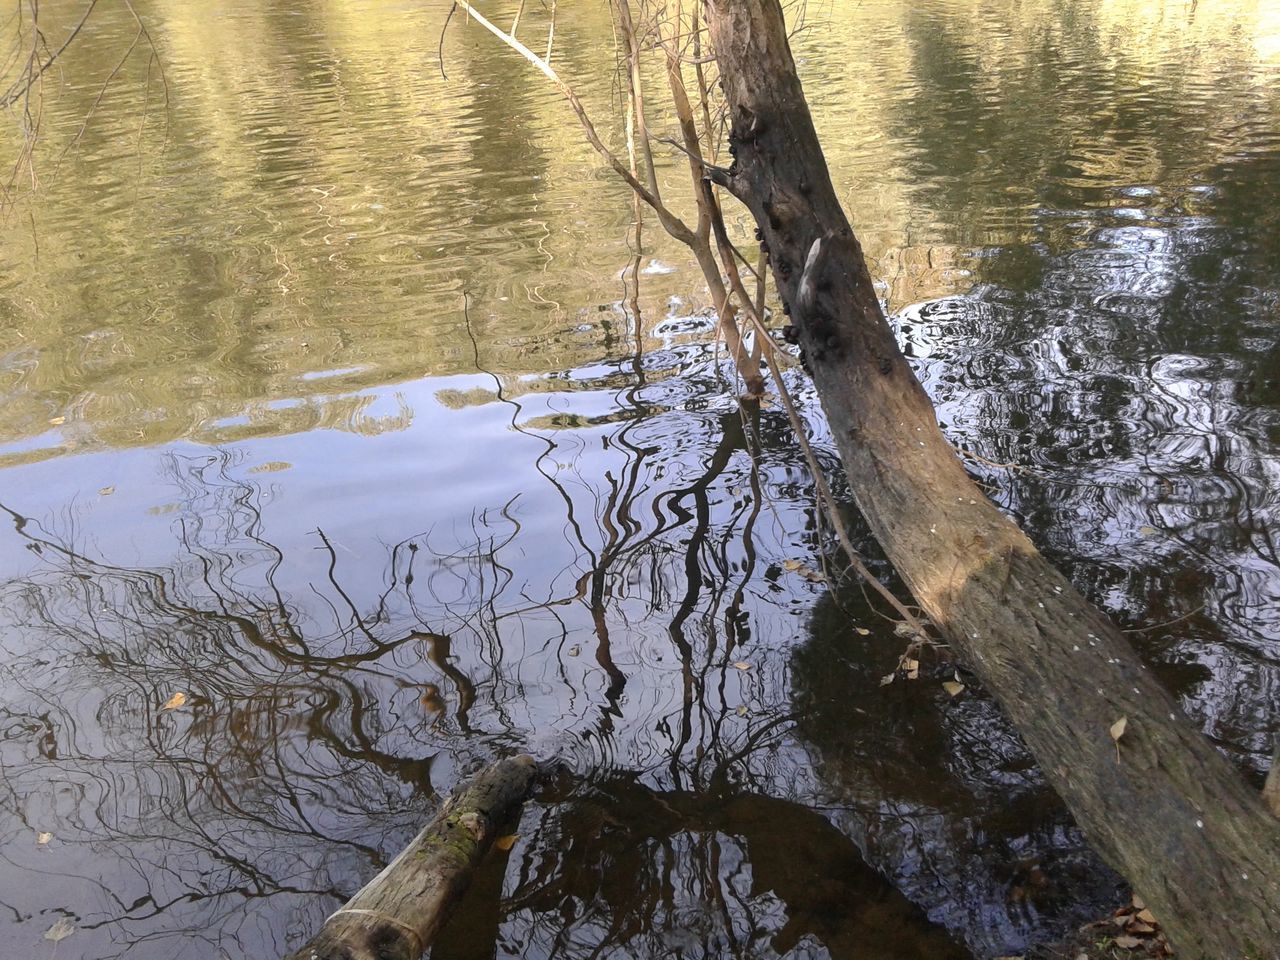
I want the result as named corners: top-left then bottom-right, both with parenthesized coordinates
top-left (705, 2), bottom-right (1280, 957)
top-left (1266, 745), bottom-right (1280, 819)
top-left (284, 755), bottom-right (537, 960)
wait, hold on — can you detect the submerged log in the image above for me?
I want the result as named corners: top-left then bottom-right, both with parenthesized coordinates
top-left (285, 755), bottom-right (537, 960)
top-left (704, 2), bottom-right (1280, 957)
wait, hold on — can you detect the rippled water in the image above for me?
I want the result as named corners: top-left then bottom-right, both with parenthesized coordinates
top-left (1, 1), bottom-right (1279, 958)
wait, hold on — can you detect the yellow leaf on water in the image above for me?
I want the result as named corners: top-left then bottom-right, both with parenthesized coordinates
top-left (494, 834), bottom-right (518, 851)
top-left (854, 627), bottom-right (871, 636)
top-left (48, 416), bottom-right (66, 426)
top-left (162, 691), bottom-right (188, 710)
top-left (942, 681), bottom-right (965, 697)
top-left (782, 558), bottom-right (825, 583)
top-left (736, 704), bottom-right (748, 717)
top-left (36, 831), bottom-right (52, 845)
top-left (44, 917), bottom-right (76, 943)
top-left (732, 661), bottom-right (751, 671)
top-left (99, 485), bottom-right (115, 496)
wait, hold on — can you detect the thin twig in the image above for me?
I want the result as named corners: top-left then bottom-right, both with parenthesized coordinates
top-left (451, 0), bottom-right (694, 244)
top-left (0, 0), bottom-right (99, 108)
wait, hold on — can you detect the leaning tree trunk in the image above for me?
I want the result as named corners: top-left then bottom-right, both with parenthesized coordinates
top-left (704, 2), bottom-right (1280, 956)
top-left (285, 755), bottom-right (537, 960)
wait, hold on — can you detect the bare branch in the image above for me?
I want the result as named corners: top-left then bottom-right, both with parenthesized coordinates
top-left (0, 0), bottom-right (99, 109)
top-left (450, 0), bottom-right (694, 244)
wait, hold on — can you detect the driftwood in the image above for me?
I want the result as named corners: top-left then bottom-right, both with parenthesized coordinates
top-left (702, 2), bottom-right (1280, 957)
top-left (285, 755), bottom-right (537, 960)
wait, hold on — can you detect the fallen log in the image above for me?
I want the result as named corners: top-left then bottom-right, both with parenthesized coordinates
top-left (703, 2), bottom-right (1280, 956)
top-left (285, 755), bottom-right (537, 960)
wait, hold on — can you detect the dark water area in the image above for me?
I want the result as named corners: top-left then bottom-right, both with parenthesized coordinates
top-left (1, 1), bottom-right (1278, 958)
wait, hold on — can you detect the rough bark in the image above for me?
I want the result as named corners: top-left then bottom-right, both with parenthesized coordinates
top-left (1266, 745), bottom-right (1280, 818)
top-left (284, 755), bottom-right (537, 960)
top-left (704, 2), bottom-right (1280, 957)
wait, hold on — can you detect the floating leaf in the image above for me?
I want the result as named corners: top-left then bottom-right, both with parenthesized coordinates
top-left (782, 559), bottom-right (824, 583)
top-left (1138, 525), bottom-right (1160, 537)
top-left (44, 917), bottom-right (76, 942)
top-left (732, 661), bottom-right (751, 671)
top-left (162, 691), bottom-right (188, 710)
top-left (567, 645), bottom-right (580, 657)
top-left (48, 416), bottom-right (66, 426)
top-left (735, 704), bottom-right (748, 717)
top-left (879, 672), bottom-right (895, 687)
top-left (99, 485), bottom-right (116, 496)
top-left (36, 831), bottom-right (52, 845)
top-left (247, 460), bottom-right (293, 475)
top-left (494, 834), bottom-right (518, 852)
top-left (942, 680), bottom-right (965, 697)
top-left (854, 627), bottom-right (871, 636)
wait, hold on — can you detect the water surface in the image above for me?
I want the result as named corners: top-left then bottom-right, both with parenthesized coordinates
top-left (2, 1), bottom-right (1279, 957)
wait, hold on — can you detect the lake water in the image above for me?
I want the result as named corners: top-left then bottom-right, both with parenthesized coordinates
top-left (1, 1), bottom-right (1278, 957)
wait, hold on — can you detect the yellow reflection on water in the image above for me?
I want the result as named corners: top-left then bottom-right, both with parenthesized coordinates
top-left (0, 0), bottom-right (1277, 462)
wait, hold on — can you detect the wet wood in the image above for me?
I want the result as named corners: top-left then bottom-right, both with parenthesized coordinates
top-left (703, 2), bottom-right (1280, 956)
top-left (1265, 745), bottom-right (1280, 818)
top-left (284, 755), bottom-right (537, 960)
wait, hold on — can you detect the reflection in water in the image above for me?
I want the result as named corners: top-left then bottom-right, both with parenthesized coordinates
top-left (1, 0), bottom-right (1279, 958)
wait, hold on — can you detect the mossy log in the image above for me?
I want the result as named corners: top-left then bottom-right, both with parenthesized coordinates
top-left (703, 2), bottom-right (1280, 956)
top-left (285, 755), bottom-right (537, 960)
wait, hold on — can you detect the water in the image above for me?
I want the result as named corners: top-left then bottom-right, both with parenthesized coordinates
top-left (1, 1), bottom-right (1278, 957)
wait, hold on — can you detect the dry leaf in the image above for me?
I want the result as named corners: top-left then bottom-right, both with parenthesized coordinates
top-left (1138, 525), bottom-right (1160, 537)
top-left (782, 558), bottom-right (824, 583)
top-left (903, 658), bottom-right (920, 680)
top-left (1113, 935), bottom-right (1142, 949)
top-left (736, 704), bottom-right (748, 717)
top-left (1131, 895), bottom-right (1146, 910)
top-left (48, 416), bottom-right (66, 426)
top-left (494, 834), bottom-right (518, 851)
top-left (854, 627), bottom-right (871, 636)
top-left (942, 680), bottom-right (965, 697)
top-left (44, 917), bottom-right (76, 942)
top-left (880, 672), bottom-right (895, 687)
top-left (732, 661), bottom-right (751, 671)
top-left (162, 691), bottom-right (188, 710)
top-left (1136, 908), bottom-right (1157, 925)
top-left (99, 485), bottom-right (115, 496)
top-left (36, 831), bottom-right (52, 845)
top-left (1127, 921), bottom-right (1156, 935)
top-left (1110, 716), bottom-right (1128, 761)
